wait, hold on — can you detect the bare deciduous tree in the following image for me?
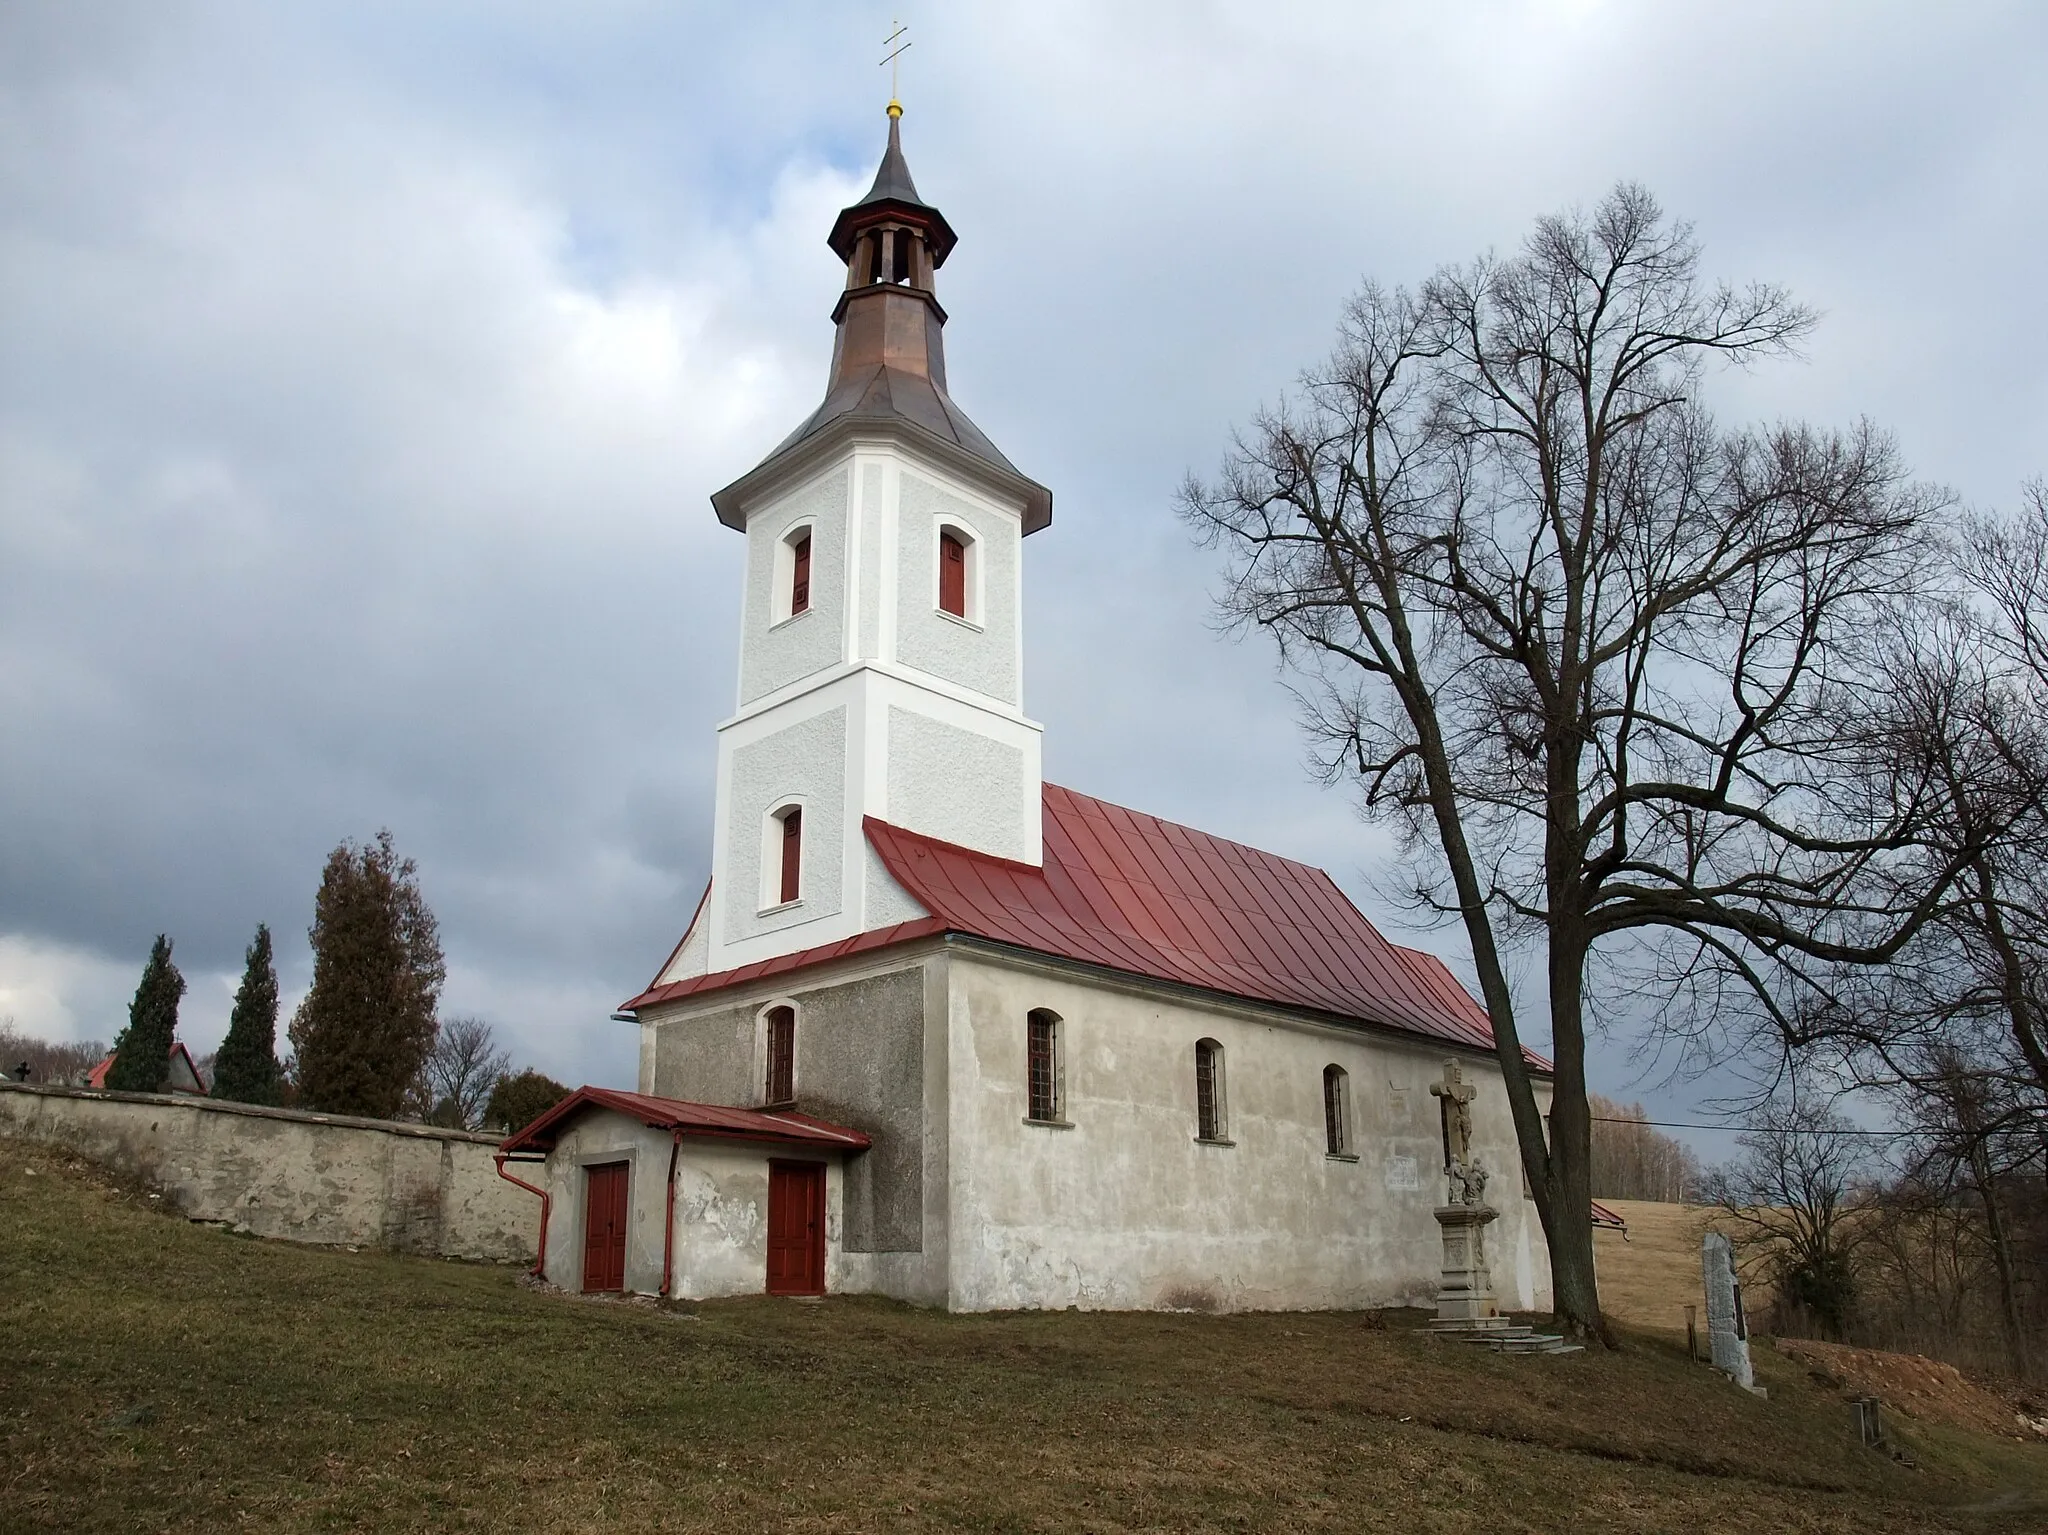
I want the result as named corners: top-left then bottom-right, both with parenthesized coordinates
top-left (1182, 184), bottom-right (1965, 1340)
top-left (410, 1014), bottom-right (510, 1130)
top-left (1706, 1099), bottom-right (1871, 1340)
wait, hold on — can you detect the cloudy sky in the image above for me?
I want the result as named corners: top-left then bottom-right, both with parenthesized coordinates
top-left (3, 2), bottom-right (2043, 1151)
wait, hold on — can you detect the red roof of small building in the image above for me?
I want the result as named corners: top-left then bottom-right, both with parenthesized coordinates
top-left (626, 785), bottom-right (1542, 1069)
top-left (85, 1040), bottom-right (208, 1094)
top-left (498, 1085), bottom-right (872, 1156)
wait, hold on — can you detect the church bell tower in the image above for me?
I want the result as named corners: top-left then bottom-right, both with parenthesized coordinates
top-left (684, 106), bottom-right (1053, 979)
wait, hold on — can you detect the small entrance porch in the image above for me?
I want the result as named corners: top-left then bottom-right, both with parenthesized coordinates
top-left (498, 1087), bottom-right (870, 1302)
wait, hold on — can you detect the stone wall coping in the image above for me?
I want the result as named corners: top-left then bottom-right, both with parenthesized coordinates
top-left (0, 1079), bottom-right (507, 1146)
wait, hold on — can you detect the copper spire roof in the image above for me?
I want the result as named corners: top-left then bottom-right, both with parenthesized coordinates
top-left (624, 784), bottom-right (1544, 1070)
top-left (827, 112), bottom-right (957, 265)
top-left (710, 110), bottom-right (1049, 532)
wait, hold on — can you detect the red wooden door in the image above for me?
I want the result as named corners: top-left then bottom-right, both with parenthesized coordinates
top-left (765, 1160), bottom-right (825, 1295)
top-left (582, 1162), bottom-right (629, 1292)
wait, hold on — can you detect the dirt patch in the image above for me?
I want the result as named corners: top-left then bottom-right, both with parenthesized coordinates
top-left (1773, 1336), bottom-right (2048, 1442)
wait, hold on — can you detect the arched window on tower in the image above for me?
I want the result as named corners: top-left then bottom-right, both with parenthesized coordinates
top-left (939, 529), bottom-right (967, 617)
top-left (1194, 1039), bottom-right (1227, 1142)
top-left (764, 1005), bottom-right (796, 1105)
top-left (1323, 1065), bottom-right (1352, 1157)
top-left (790, 532), bottom-right (811, 616)
top-left (777, 805), bottom-right (802, 904)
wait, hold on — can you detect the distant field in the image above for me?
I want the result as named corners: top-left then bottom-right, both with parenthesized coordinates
top-left (1594, 1198), bottom-right (1722, 1335)
top-left (5, 1142), bottom-right (2044, 1534)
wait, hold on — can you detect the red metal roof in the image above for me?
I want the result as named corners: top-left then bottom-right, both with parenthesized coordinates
top-left (498, 1085), bottom-right (872, 1155)
top-left (626, 784), bottom-right (1539, 1068)
top-left (1590, 1200), bottom-right (1628, 1231)
top-left (85, 1041), bottom-right (208, 1094)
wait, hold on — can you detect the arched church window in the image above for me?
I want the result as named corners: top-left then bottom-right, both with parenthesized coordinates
top-left (1323, 1065), bottom-right (1351, 1157)
top-left (764, 1005), bottom-right (796, 1105)
top-left (777, 806), bottom-right (802, 904)
top-left (1026, 1009), bottom-right (1062, 1123)
top-left (939, 529), bottom-right (968, 617)
top-left (790, 533), bottom-right (811, 616)
top-left (1194, 1039), bottom-right (1227, 1142)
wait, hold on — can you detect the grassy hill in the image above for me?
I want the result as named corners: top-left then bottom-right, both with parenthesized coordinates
top-left (5, 1140), bottom-right (2044, 1533)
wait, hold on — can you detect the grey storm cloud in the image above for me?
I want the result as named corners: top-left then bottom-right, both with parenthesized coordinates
top-left (3, 2), bottom-right (2045, 1147)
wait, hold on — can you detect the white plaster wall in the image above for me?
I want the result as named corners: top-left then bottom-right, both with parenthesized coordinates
top-left (862, 843), bottom-right (929, 929)
top-left (942, 952), bottom-right (1554, 1314)
top-left (722, 706), bottom-right (847, 941)
top-left (738, 467), bottom-right (849, 706)
top-left (657, 902), bottom-right (712, 985)
top-left (884, 706), bottom-right (1027, 859)
top-left (856, 462), bottom-right (884, 661)
top-left (893, 470), bottom-right (1020, 704)
top-left (669, 1143), bottom-right (844, 1300)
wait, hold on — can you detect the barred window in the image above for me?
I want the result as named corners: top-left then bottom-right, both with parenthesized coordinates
top-left (1026, 1009), bottom-right (1061, 1123)
top-left (765, 1005), bottom-right (795, 1105)
top-left (1323, 1065), bottom-right (1350, 1156)
top-left (1195, 1038), bottom-right (1226, 1141)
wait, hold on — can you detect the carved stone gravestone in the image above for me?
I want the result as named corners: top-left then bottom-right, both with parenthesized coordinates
top-left (1702, 1230), bottom-right (1756, 1390)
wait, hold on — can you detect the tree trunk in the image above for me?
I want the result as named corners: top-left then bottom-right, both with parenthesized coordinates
top-left (1541, 924), bottom-right (1607, 1342)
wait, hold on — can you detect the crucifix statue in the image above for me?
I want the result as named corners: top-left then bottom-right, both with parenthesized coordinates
top-left (1430, 1059), bottom-right (1487, 1205)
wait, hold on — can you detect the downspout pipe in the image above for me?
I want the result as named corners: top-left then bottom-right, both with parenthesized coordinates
top-left (661, 1129), bottom-right (683, 1301)
top-left (494, 1153), bottom-right (550, 1278)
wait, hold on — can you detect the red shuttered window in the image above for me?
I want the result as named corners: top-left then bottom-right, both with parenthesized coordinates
top-left (791, 535), bottom-right (811, 616)
top-left (939, 531), bottom-right (966, 617)
top-left (765, 1005), bottom-right (795, 1104)
top-left (779, 807), bottom-right (802, 904)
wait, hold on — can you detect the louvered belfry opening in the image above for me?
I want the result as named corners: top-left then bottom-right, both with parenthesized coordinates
top-left (765, 1005), bottom-right (795, 1105)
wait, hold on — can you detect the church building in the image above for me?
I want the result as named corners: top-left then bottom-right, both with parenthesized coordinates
top-left (500, 109), bottom-right (1555, 1313)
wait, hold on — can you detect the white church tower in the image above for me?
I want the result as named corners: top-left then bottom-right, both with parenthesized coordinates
top-left (686, 106), bottom-right (1053, 978)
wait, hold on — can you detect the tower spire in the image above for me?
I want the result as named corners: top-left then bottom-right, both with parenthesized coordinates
top-left (710, 110), bottom-right (1049, 535)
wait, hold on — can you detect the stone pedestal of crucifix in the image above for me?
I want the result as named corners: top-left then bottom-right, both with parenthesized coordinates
top-left (1430, 1059), bottom-right (1501, 1325)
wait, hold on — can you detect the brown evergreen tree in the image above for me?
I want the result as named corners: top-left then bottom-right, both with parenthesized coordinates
top-left (288, 831), bottom-right (445, 1118)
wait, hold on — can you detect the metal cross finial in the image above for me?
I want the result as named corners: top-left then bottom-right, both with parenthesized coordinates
top-left (881, 20), bottom-right (911, 117)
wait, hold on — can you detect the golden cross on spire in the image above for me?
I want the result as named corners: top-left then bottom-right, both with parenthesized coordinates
top-left (880, 20), bottom-right (911, 118)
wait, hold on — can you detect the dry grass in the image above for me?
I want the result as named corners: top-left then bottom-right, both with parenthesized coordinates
top-left (5, 1142), bottom-right (2046, 1533)
top-left (1594, 1198), bottom-right (1722, 1335)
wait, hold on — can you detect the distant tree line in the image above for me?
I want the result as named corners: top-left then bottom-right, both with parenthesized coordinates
top-left (1586, 1097), bottom-right (1699, 1204)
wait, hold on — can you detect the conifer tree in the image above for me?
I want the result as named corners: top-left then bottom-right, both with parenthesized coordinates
top-left (212, 923), bottom-right (283, 1105)
top-left (105, 934), bottom-right (184, 1093)
top-left (289, 831), bottom-right (445, 1118)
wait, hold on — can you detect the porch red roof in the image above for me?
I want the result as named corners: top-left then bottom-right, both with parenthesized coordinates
top-left (498, 1086), bottom-right (872, 1156)
top-left (626, 785), bottom-right (1537, 1068)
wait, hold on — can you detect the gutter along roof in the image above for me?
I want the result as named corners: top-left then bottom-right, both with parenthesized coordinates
top-left (626, 785), bottom-right (1542, 1069)
top-left (499, 1086), bottom-right (872, 1156)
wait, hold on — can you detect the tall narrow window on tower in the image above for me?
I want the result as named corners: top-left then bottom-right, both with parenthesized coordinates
top-left (939, 529), bottom-right (967, 617)
top-left (779, 806), bottom-right (802, 904)
top-left (790, 533), bottom-right (812, 615)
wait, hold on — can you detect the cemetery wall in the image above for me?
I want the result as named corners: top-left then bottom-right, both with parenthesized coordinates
top-left (0, 1080), bottom-right (537, 1263)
